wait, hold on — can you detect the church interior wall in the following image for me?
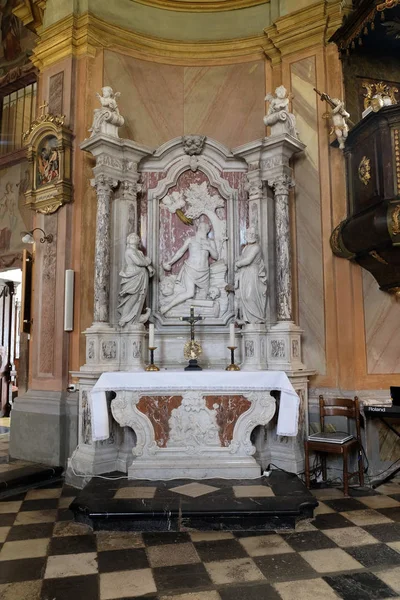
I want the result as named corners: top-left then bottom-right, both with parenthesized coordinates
top-left (4, 0), bottom-right (400, 472)
top-left (103, 51), bottom-right (266, 149)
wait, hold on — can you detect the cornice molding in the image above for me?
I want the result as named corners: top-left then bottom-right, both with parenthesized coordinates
top-left (265, 0), bottom-right (343, 63)
top-left (31, 12), bottom-right (276, 68)
top-left (13, 0), bottom-right (47, 32)
top-left (131, 0), bottom-right (268, 11)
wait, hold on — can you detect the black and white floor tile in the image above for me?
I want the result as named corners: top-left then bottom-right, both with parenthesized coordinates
top-left (0, 479), bottom-right (399, 599)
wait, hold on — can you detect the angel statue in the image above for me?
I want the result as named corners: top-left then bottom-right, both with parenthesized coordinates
top-left (89, 86), bottom-right (125, 137)
top-left (264, 85), bottom-right (298, 138)
top-left (315, 89), bottom-right (350, 150)
top-left (118, 233), bottom-right (155, 327)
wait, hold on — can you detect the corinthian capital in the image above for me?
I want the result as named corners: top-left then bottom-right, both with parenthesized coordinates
top-left (91, 174), bottom-right (118, 195)
top-left (268, 174), bottom-right (295, 196)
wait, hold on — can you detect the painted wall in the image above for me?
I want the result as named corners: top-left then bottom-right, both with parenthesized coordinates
top-left (0, 162), bottom-right (32, 266)
top-left (291, 56), bottom-right (326, 375)
top-left (0, 0), bottom-right (37, 76)
top-left (104, 52), bottom-right (266, 149)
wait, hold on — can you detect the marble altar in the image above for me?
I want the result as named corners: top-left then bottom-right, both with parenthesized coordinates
top-left (67, 85), bottom-right (313, 485)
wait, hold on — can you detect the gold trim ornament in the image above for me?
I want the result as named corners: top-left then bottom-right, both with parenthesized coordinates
top-left (391, 204), bottom-right (400, 236)
top-left (23, 101), bottom-right (73, 214)
top-left (358, 156), bottom-right (371, 186)
top-left (184, 340), bottom-right (202, 360)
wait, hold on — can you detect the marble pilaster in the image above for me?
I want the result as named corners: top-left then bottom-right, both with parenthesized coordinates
top-left (92, 174), bottom-right (118, 324)
top-left (260, 133), bottom-right (307, 372)
top-left (80, 134), bottom-right (153, 371)
top-left (268, 174), bottom-right (294, 322)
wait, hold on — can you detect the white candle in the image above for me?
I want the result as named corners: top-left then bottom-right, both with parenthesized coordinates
top-left (149, 324), bottom-right (155, 348)
top-left (229, 323), bottom-right (235, 347)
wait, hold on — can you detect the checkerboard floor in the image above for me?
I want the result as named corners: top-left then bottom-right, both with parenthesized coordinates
top-left (0, 479), bottom-right (400, 599)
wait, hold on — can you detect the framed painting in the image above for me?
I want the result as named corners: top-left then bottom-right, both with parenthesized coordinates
top-left (23, 103), bottom-right (73, 214)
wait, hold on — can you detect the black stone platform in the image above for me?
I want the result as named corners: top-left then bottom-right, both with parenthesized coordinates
top-left (71, 471), bottom-right (318, 532)
top-left (0, 464), bottom-right (64, 499)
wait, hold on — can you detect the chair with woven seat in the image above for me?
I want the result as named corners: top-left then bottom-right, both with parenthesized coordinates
top-left (304, 395), bottom-right (364, 496)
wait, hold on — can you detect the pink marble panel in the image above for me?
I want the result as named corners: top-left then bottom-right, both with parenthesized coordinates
top-left (183, 62), bottom-right (265, 148)
top-left (205, 395), bottom-right (251, 446)
top-left (137, 395), bottom-right (183, 447)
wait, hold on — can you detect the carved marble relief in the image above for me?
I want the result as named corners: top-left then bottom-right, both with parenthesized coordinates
top-left (101, 340), bottom-right (117, 360)
top-left (167, 392), bottom-right (221, 448)
top-left (292, 339), bottom-right (300, 358)
top-left (160, 179), bottom-right (227, 318)
top-left (81, 391), bottom-right (92, 445)
top-left (132, 341), bottom-right (142, 358)
top-left (245, 340), bottom-right (255, 357)
top-left (271, 339), bottom-right (285, 358)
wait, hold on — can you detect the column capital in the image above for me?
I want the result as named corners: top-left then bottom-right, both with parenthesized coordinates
top-left (121, 179), bottom-right (140, 199)
top-left (268, 174), bottom-right (295, 196)
top-left (90, 174), bottom-right (118, 193)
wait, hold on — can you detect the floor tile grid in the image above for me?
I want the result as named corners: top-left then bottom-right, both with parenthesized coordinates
top-left (1, 481), bottom-right (400, 599)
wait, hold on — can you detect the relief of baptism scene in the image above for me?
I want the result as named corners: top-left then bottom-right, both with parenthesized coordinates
top-left (1, 1), bottom-right (400, 599)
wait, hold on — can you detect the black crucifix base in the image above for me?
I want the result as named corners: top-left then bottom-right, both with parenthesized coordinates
top-left (184, 359), bottom-right (203, 371)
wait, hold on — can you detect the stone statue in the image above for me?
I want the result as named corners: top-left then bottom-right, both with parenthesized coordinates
top-left (118, 233), bottom-right (155, 327)
top-left (327, 98), bottom-right (350, 150)
top-left (89, 86), bottom-right (125, 137)
top-left (315, 89), bottom-right (350, 150)
top-left (235, 227), bottom-right (267, 324)
top-left (161, 221), bottom-right (218, 315)
top-left (264, 85), bottom-right (298, 138)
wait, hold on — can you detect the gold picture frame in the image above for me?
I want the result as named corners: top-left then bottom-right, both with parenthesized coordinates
top-left (23, 101), bottom-right (73, 214)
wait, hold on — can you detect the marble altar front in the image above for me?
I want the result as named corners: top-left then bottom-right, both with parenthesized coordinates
top-left (67, 85), bottom-right (313, 485)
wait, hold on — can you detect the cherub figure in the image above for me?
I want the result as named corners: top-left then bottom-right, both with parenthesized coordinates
top-left (89, 86), bottom-right (124, 137)
top-left (265, 85), bottom-right (292, 114)
top-left (264, 85), bottom-right (298, 138)
top-left (327, 98), bottom-right (350, 150)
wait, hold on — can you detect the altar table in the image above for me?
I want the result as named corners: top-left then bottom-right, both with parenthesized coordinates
top-left (89, 370), bottom-right (300, 480)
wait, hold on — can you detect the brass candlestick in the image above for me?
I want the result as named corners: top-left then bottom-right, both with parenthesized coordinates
top-left (226, 346), bottom-right (240, 371)
top-left (146, 346), bottom-right (160, 371)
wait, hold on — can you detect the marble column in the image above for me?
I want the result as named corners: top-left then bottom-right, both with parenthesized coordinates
top-left (92, 174), bottom-right (118, 324)
top-left (268, 174), bottom-right (295, 322)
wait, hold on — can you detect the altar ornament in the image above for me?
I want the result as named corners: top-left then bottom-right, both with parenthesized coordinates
top-left (180, 306), bottom-right (203, 371)
top-left (314, 89), bottom-right (350, 150)
top-left (118, 233), bottom-right (155, 327)
top-left (89, 87), bottom-right (124, 138)
top-left (264, 85), bottom-right (298, 138)
top-left (226, 346), bottom-right (240, 371)
top-left (362, 82), bottom-right (398, 118)
top-left (235, 227), bottom-right (267, 324)
top-left (22, 100), bottom-right (73, 214)
top-left (145, 346), bottom-right (160, 372)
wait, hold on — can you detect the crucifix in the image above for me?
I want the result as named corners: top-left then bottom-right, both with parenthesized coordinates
top-left (39, 100), bottom-right (49, 118)
top-left (180, 306), bottom-right (203, 371)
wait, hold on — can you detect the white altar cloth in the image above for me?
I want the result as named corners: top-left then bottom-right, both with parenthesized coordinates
top-left (89, 370), bottom-right (300, 442)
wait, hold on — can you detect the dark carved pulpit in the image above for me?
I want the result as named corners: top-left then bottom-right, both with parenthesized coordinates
top-left (331, 104), bottom-right (400, 295)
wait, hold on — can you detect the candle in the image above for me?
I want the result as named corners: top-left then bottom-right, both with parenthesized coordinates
top-left (149, 323), bottom-right (155, 348)
top-left (229, 323), bottom-right (235, 348)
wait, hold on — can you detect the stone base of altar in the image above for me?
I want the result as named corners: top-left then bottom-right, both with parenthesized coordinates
top-left (70, 471), bottom-right (318, 532)
top-left (126, 455), bottom-right (262, 480)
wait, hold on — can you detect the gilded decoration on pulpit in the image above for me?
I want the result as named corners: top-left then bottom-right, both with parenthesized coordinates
top-left (23, 101), bottom-right (72, 214)
top-left (358, 156), bottom-right (371, 186)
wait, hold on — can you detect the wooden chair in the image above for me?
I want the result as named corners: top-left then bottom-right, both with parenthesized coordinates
top-left (304, 395), bottom-right (365, 496)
